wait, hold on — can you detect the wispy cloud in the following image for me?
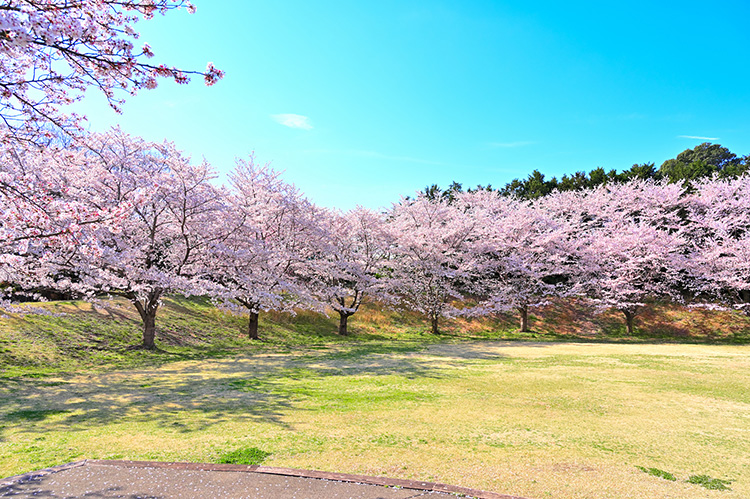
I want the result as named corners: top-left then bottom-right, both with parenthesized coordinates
top-left (271, 114), bottom-right (313, 130)
top-left (678, 135), bottom-right (719, 141)
top-left (487, 140), bottom-right (535, 148)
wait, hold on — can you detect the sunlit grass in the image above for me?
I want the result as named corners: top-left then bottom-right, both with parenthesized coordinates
top-left (3, 296), bottom-right (748, 380)
top-left (1, 341), bottom-right (748, 499)
top-left (1, 297), bottom-right (749, 497)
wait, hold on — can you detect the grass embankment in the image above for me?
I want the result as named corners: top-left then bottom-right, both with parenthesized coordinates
top-left (1, 297), bottom-right (749, 498)
top-left (2, 296), bottom-right (748, 379)
top-left (0, 296), bottom-right (464, 378)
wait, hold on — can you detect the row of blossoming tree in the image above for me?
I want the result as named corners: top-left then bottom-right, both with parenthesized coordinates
top-left (0, 127), bottom-right (395, 347)
top-left (2, 127), bottom-right (749, 348)
top-left (3, 1), bottom-right (747, 347)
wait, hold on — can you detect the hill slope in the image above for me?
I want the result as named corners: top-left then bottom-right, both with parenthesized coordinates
top-left (1, 296), bottom-right (748, 378)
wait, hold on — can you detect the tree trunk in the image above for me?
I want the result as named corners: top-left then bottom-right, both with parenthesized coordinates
top-left (142, 310), bottom-right (157, 349)
top-left (338, 311), bottom-right (350, 336)
top-left (132, 290), bottom-right (162, 349)
top-left (430, 313), bottom-right (440, 335)
top-left (622, 309), bottom-right (635, 335)
top-left (237, 299), bottom-right (261, 340)
top-left (519, 304), bottom-right (529, 332)
top-left (247, 311), bottom-right (260, 340)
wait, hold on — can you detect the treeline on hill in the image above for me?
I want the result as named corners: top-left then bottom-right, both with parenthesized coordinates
top-left (425, 142), bottom-right (750, 201)
top-left (3, 133), bottom-right (750, 352)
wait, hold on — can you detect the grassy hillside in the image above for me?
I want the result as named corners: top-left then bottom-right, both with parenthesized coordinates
top-left (0, 296), bottom-right (475, 378)
top-left (1, 296), bottom-right (748, 379)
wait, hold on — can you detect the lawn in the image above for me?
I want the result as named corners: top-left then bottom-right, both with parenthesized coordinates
top-left (1, 338), bottom-right (748, 499)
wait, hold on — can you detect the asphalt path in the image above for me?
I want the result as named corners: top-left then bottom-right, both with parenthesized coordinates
top-left (0, 460), bottom-right (522, 499)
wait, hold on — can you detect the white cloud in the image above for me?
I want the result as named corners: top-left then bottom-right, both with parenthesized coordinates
top-left (678, 135), bottom-right (719, 141)
top-left (271, 114), bottom-right (313, 130)
top-left (487, 140), bottom-right (535, 148)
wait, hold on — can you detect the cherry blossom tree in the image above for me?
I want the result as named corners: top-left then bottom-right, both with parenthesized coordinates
top-left (56, 127), bottom-right (226, 348)
top-left (0, 0), bottom-right (223, 142)
top-left (568, 180), bottom-right (688, 334)
top-left (0, 136), bottom-right (131, 302)
top-left (207, 156), bottom-right (323, 340)
top-left (311, 206), bottom-right (392, 336)
top-left (681, 175), bottom-right (750, 313)
top-left (463, 190), bottom-right (580, 332)
top-left (387, 194), bottom-right (476, 334)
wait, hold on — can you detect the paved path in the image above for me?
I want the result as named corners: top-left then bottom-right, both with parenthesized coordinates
top-left (0, 460), bottom-right (523, 499)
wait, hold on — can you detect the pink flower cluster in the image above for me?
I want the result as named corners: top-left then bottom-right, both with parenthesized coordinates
top-left (0, 0), bottom-right (223, 142)
top-left (2, 128), bottom-right (749, 343)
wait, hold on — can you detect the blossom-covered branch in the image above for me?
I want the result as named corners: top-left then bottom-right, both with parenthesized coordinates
top-left (0, 0), bottom-right (223, 142)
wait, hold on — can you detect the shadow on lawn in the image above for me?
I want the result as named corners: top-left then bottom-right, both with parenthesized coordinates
top-left (0, 343), bottom-right (464, 438)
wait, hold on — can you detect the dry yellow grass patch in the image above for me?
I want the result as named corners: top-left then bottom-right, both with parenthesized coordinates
top-left (1, 342), bottom-right (748, 499)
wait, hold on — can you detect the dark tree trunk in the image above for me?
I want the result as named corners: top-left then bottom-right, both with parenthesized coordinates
top-left (237, 299), bottom-right (261, 340)
top-left (335, 293), bottom-right (363, 336)
top-left (622, 309), bottom-right (635, 335)
top-left (430, 313), bottom-right (440, 335)
top-left (132, 290), bottom-right (162, 349)
top-left (519, 304), bottom-right (529, 332)
top-left (338, 311), bottom-right (351, 336)
top-left (247, 311), bottom-right (260, 340)
top-left (142, 311), bottom-right (157, 349)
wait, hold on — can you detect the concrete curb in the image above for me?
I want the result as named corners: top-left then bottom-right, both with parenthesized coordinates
top-left (2, 459), bottom-right (526, 499)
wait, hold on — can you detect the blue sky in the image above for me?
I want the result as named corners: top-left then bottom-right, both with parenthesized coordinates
top-left (72, 0), bottom-right (750, 210)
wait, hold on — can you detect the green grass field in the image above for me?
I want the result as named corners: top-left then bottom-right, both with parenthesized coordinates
top-left (1, 297), bottom-right (749, 498)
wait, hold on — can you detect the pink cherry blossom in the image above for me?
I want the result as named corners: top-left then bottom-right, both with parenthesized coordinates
top-left (386, 194), bottom-right (477, 334)
top-left (682, 174), bottom-right (750, 313)
top-left (0, 1), bottom-right (224, 142)
top-left (206, 155), bottom-right (324, 339)
top-left (309, 206), bottom-right (393, 335)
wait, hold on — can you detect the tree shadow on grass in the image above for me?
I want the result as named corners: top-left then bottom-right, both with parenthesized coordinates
top-left (0, 343), bottom-right (472, 441)
top-left (0, 368), bottom-right (295, 435)
top-left (421, 341), bottom-right (550, 361)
